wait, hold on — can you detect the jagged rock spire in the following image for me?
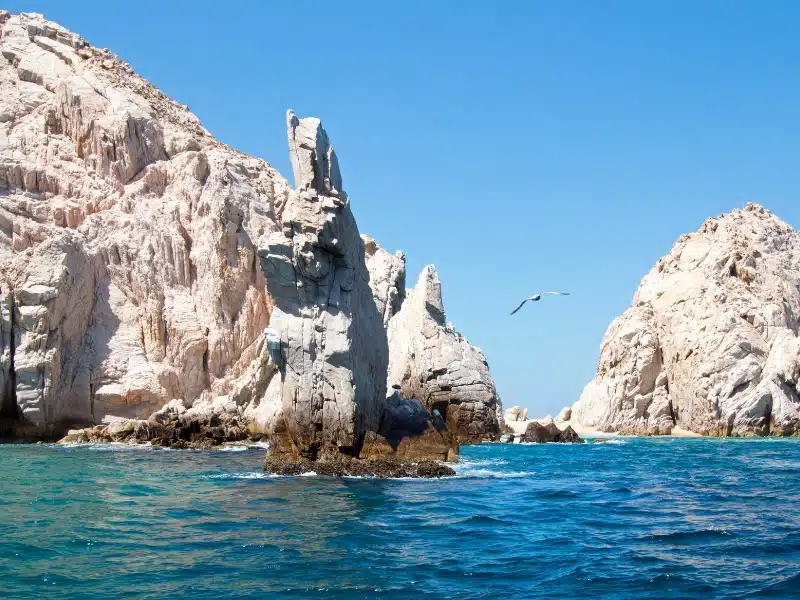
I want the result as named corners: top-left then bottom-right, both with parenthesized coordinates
top-left (258, 112), bottom-right (387, 460)
top-left (286, 109), bottom-right (343, 196)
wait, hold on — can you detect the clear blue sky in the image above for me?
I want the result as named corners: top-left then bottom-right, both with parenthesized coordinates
top-left (10, 1), bottom-right (800, 416)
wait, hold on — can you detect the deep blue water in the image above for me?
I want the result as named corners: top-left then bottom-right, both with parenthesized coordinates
top-left (1, 438), bottom-right (799, 599)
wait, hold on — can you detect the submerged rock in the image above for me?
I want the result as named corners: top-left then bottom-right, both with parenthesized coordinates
top-left (262, 456), bottom-right (455, 478)
top-left (571, 204), bottom-right (800, 436)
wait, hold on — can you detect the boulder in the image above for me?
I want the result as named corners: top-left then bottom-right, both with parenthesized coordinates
top-left (520, 421), bottom-right (584, 443)
top-left (360, 392), bottom-right (458, 462)
top-left (504, 406), bottom-right (529, 422)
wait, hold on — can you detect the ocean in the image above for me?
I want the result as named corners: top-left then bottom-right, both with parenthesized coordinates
top-left (1, 438), bottom-right (798, 599)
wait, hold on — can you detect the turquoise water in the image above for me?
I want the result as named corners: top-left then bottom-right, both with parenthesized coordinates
top-left (1, 438), bottom-right (799, 599)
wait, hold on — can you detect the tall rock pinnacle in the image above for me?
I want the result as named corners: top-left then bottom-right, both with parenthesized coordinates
top-left (257, 112), bottom-right (388, 460)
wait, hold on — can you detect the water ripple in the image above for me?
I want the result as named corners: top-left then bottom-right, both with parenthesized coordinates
top-left (1, 438), bottom-right (799, 598)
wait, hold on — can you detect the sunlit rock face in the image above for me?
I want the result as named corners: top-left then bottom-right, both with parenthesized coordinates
top-left (572, 204), bottom-right (800, 436)
top-left (257, 111), bottom-right (388, 460)
top-left (386, 266), bottom-right (502, 443)
top-left (0, 12), bottom-right (503, 452)
top-left (0, 12), bottom-right (289, 437)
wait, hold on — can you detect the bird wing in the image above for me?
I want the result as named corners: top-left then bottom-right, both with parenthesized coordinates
top-left (509, 298), bottom-right (530, 315)
top-left (540, 292), bottom-right (570, 296)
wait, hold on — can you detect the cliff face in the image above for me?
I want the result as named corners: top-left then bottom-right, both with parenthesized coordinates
top-left (1, 12), bottom-right (501, 449)
top-left (571, 204), bottom-right (800, 436)
top-left (0, 12), bottom-right (289, 437)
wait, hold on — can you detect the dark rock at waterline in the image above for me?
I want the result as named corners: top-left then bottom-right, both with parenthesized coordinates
top-left (499, 434), bottom-right (515, 443)
top-left (558, 425), bottom-right (583, 443)
top-left (520, 421), bottom-right (584, 443)
top-left (263, 456), bottom-right (456, 478)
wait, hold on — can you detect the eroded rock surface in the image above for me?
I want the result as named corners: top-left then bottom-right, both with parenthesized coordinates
top-left (504, 405), bottom-right (528, 422)
top-left (256, 111), bottom-right (387, 460)
top-left (387, 265), bottom-right (502, 442)
top-left (572, 204), bottom-right (800, 436)
top-left (1, 13), bottom-right (503, 459)
top-left (0, 12), bottom-right (288, 437)
top-left (262, 456), bottom-right (455, 478)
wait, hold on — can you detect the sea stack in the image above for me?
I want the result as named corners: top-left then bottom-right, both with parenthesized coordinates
top-left (386, 265), bottom-right (503, 442)
top-left (570, 204), bottom-right (800, 436)
top-left (256, 111), bottom-right (388, 461)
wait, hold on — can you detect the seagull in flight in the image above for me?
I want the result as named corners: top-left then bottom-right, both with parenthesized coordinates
top-left (509, 292), bottom-right (570, 315)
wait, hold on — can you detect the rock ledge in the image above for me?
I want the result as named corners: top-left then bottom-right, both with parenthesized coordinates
top-left (263, 456), bottom-right (455, 478)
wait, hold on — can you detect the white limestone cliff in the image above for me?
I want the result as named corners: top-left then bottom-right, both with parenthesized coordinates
top-left (571, 204), bottom-right (800, 436)
top-left (0, 12), bottom-right (292, 437)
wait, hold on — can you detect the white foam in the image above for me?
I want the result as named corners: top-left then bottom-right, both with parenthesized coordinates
top-left (592, 439), bottom-right (627, 445)
top-left (56, 442), bottom-right (156, 452)
top-left (203, 472), bottom-right (275, 480)
top-left (453, 468), bottom-right (536, 479)
top-left (217, 446), bottom-right (248, 452)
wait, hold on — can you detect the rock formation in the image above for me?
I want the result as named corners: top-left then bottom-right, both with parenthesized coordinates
top-left (386, 266), bottom-right (502, 442)
top-left (519, 420), bottom-right (583, 443)
top-left (0, 12), bottom-right (502, 455)
top-left (504, 405), bottom-right (528, 422)
top-left (256, 111), bottom-right (388, 461)
top-left (0, 12), bottom-right (292, 439)
top-left (363, 235), bottom-right (405, 327)
top-left (571, 204), bottom-right (800, 436)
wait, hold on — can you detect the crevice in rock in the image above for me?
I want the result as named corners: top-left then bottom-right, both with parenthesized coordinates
top-left (729, 381), bottom-right (750, 397)
top-left (1, 287), bottom-right (17, 420)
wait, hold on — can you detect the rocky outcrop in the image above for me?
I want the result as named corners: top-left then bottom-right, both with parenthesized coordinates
top-left (571, 204), bottom-right (800, 436)
top-left (256, 111), bottom-right (387, 461)
top-left (0, 13), bottom-right (502, 456)
top-left (262, 456), bottom-right (455, 478)
top-left (519, 421), bottom-right (583, 443)
top-left (0, 12), bottom-right (289, 438)
top-left (363, 235), bottom-right (405, 327)
top-left (504, 406), bottom-right (528, 422)
top-left (386, 265), bottom-right (502, 442)
top-left (58, 398), bottom-right (257, 448)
